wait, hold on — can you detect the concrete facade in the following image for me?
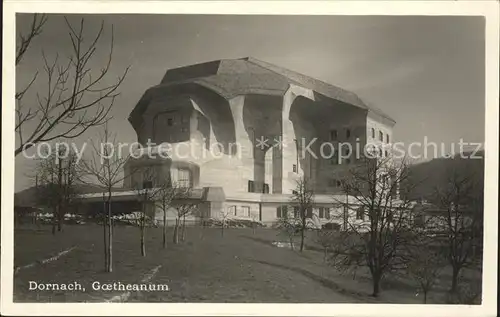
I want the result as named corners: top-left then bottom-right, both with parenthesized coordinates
top-left (124, 57), bottom-right (396, 226)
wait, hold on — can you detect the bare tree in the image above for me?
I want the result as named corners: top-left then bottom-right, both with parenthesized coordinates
top-left (173, 187), bottom-right (196, 243)
top-left (276, 208), bottom-right (301, 251)
top-left (154, 181), bottom-right (178, 249)
top-left (81, 124), bottom-right (136, 272)
top-left (34, 145), bottom-right (82, 234)
top-left (16, 14), bottom-right (48, 66)
top-left (316, 228), bottom-right (337, 262)
top-left (218, 208), bottom-right (232, 237)
top-left (446, 280), bottom-right (482, 304)
top-left (330, 154), bottom-right (416, 297)
top-left (15, 14), bottom-right (129, 156)
top-left (132, 167), bottom-right (158, 257)
top-left (406, 235), bottom-right (445, 304)
top-left (290, 177), bottom-right (315, 252)
top-left (431, 162), bottom-right (483, 293)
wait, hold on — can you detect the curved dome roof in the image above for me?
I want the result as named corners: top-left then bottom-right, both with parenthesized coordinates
top-left (129, 57), bottom-right (395, 124)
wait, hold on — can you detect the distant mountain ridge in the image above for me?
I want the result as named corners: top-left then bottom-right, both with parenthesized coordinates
top-left (404, 151), bottom-right (484, 202)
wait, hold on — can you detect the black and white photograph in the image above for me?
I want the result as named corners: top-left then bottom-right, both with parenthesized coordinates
top-left (2, 1), bottom-right (498, 316)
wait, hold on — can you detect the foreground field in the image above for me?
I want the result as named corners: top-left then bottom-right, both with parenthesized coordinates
top-left (13, 224), bottom-right (479, 303)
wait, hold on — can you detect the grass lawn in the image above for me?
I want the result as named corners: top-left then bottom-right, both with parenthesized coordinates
top-left (12, 224), bottom-right (479, 303)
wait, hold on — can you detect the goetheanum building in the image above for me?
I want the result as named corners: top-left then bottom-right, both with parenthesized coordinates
top-left (118, 57), bottom-right (396, 226)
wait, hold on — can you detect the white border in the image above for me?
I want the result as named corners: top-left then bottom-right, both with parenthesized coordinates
top-left (2, 1), bottom-right (498, 316)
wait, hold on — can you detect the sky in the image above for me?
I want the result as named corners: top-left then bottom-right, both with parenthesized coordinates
top-left (14, 14), bottom-right (485, 192)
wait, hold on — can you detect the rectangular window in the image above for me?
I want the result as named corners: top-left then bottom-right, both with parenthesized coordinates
top-left (325, 208), bottom-right (331, 220)
top-left (248, 180), bottom-right (255, 193)
top-left (177, 169), bottom-right (191, 187)
top-left (292, 164), bottom-right (297, 173)
top-left (386, 134), bottom-right (390, 143)
top-left (142, 180), bottom-right (153, 189)
top-left (167, 118), bottom-right (173, 126)
top-left (330, 129), bottom-right (338, 141)
top-left (371, 128), bottom-right (375, 138)
top-left (319, 207), bottom-right (324, 219)
top-left (379, 131), bottom-right (384, 142)
top-left (356, 207), bottom-right (365, 220)
top-left (293, 206), bottom-right (299, 219)
top-left (228, 205), bottom-right (236, 216)
top-left (306, 207), bottom-right (313, 218)
top-left (263, 183), bottom-right (270, 194)
top-left (181, 127), bottom-right (188, 133)
top-left (346, 129), bottom-right (351, 139)
top-left (241, 206), bottom-right (250, 217)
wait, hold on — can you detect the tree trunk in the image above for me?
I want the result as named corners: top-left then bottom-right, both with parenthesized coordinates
top-left (51, 207), bottom-right (57, 235)
top-left (140, 224), bottom-right (146, 257)
top-left (57, 205), bottom-right (63, 232)
top-left (199, 217), bottom-right (205, 240)
top-left (181, 214), bottom-right (186, 242)
top-left (162, 209), bottom-right (167, 249)
top-left (57, 160), bottom-right (63, 233)
top-left (106, 197), bottom-right (113, 273)
top-left (221, 221), bottom-right (225, 237)
top-left (140, 198), bottom-right (147, 256)
top-left (300, 219), bottom-right (306, 252)
top-left (103, 206), bottom-right (108, 271)
top-left (173, 219), bottom-right (179, 244)
top-left (423, 290), bottom-right (428, 304)
top-left (372, 272), bottom-right (381, 297)
top-left (450, 265), bottom-right (460, 293)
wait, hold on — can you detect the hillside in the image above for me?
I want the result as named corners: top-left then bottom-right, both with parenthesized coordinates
top-left (403, 151), bottom-right (484, 202)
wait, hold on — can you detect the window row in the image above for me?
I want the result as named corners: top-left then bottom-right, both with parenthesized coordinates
top-left (276, 205), bottom-right (396, 222)
top-left (276, 205), bottom-right (332, 220)
top-left (329, 128), bottom-right (355, 141)
top-left (226, 205), bottom-right (251, 217)
top-left (371, 127), bottom-right (390, 143)
top-left (248, 180), bottom-right (270, 193)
